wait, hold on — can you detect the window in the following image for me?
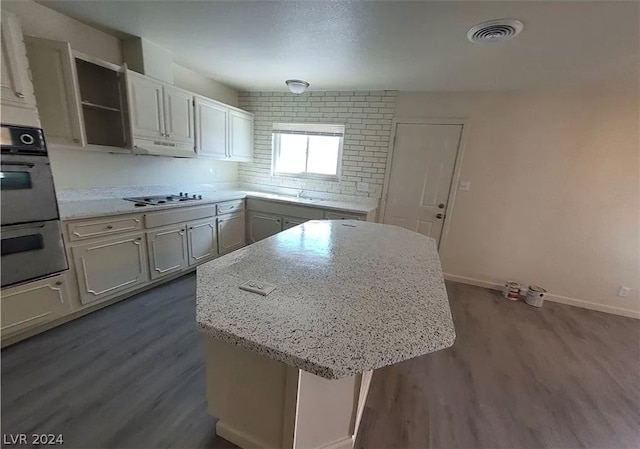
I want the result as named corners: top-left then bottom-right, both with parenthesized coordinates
top-left (272, 123), bottom-right (344, 180)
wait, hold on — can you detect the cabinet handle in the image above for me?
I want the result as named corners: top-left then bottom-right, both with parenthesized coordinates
top-left (189, 227), bottom-right (194, 230)
top-left (166, 133), bottom-right (172, 138)
top-left (179, 231), bottom-right (184, 236)
top-left (73, 138), bottom-right (80, 143)
top-left (136, 237), bottom-right (142, 241)
top-left (106, 225), bottom-right (114, 229)
top-left (55, 280), bottom-right (63, 286)
top-left (15, 92), bottom-right (25, 99)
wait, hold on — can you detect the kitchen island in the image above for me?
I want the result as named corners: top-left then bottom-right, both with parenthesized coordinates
top-left (196, 220), bottom-right (455, 449)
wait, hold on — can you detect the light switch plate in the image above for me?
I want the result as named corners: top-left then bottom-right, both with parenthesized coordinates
top-left (239, 281), bottom-right (277, 296)
top-left (459, 181), bottom-right (471, 191)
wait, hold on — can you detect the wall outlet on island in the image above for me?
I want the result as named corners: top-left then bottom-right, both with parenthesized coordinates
top-left (617, 286), bottom-right (631, 298)
top-left (357, 182), bottom-right (369, 192)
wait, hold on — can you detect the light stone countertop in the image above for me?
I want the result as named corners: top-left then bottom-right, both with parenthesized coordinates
top-left (58, 189), bottom-right (378, 221)
top-left (196, 220), bottom-right (456, 380)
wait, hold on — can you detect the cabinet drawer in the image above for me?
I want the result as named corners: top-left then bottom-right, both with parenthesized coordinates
top-left (324, 211), bottom-right (366, 221)
top-left (246, 198), bottom-right (324, 220)
top-left (144, 204), bottom-right (216, 228)
top-left (217, 200), bottom-right (244, 215)
top-left (67, 215), bottom-right (143, 241)
top-left (1, 273), bottom-right (72, 337)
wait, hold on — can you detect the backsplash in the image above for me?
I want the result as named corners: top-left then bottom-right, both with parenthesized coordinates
top-left (238, 90), bottom-right (397, 198)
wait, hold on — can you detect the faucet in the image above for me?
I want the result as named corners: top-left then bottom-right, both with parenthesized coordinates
top-left (297, 190), bottom-right (304, 199)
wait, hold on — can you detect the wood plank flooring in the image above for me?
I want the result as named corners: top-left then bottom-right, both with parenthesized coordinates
top-left (2, 274), bottom-right (639, 448)
top-left (355, 282), bottom-right (640, 449)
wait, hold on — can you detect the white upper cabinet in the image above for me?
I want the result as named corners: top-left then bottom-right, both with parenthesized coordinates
top-left (24, 36), bottom-right (84, 145)
top-left (128, 72), bottom-right (164, 140)
top-left (163, 85), bottom-right (194, 145)
top-left (127, 70), bottom-right (195, 158)
top-left (195, 97), bottom-right (228, 158)
top-left (25, 36), bottom-right (129, 150)
top-left (1, 12), bottom-right (39, 127)
top-left (228, 109), bottom-right (254, 161)
top-left (195, 96), bottom-right (254, 161)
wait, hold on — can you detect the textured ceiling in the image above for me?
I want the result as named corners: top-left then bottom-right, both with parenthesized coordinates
top-left (36, 1), bottom-right (639, 92)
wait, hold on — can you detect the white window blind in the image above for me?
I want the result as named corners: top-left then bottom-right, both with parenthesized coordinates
top-left (272, 123), bottom-right (345, 180)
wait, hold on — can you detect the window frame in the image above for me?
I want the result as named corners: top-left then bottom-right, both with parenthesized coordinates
top-left (271, 123), bottom-right (344, 182)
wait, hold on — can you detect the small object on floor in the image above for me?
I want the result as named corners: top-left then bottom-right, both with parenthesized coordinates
top-left (503, 281), bottom-right (521, 301)
top-left (239, 281), bottom-right (277, 296)
top-left (525, 285), bottom-right (546, 307)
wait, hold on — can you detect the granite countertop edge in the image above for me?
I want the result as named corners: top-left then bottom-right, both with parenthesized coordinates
top-left (58, 190), bottom-right (378, 221)
top-left (197, 321), bottom-right (456, 380)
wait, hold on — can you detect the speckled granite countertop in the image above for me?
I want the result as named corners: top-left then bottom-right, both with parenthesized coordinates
top-left (58, 189), bottom-right (377, 221)
top-left (196, 220), bottom-right (456, 380)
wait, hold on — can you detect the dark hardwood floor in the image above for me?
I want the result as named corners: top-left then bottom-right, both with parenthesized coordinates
top-left (2, 274), bottom-right (639, 449)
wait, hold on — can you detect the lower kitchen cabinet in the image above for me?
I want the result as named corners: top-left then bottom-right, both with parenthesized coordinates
top-left (1, 273), bottom-right (71, 336)
top-left (282, 216), bottom-right (307, 230)
top-left (324, 211), bottom-right (365, 221)
top-left (218, 212), bottom-right (246, 255)
top-left (188, 218), bottom-right (218, 266)
top-left (147, 225), bottom-right (188, 280)
top-left (72, 232), bottom-right (149, 304)
top-left (248, 211), bottom-right (282, 243)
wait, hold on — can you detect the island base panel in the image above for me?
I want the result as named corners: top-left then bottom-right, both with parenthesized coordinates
top-left (202, 336), bottom-right (372, 449)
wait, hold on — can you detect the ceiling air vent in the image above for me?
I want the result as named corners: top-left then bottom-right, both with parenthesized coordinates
top-left (467, 19), bottom-right (524, 44)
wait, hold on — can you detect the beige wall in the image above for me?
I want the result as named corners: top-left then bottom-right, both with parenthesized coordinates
top-left (395, 91), bottom-right (640, 317)
top-left (2, 0), bottom-right (239, 189)
top-left (173, 64), bottom-right (238, 107)
top-left (2, 0), bottom-right (121, 64)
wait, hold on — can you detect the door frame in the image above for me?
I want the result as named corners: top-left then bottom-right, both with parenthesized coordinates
top-left (380, 117), bottom-right (467, 249)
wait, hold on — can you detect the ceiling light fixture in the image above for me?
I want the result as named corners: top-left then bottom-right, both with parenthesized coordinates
top-left (467, 19), bottom-right (524, 44)
top-left (285, 79), bottom-right (310, 94)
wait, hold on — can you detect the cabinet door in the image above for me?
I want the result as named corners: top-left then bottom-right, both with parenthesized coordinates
top-left (127, 71), bottom-right (164, 140)
top-left (228, 110), bottom-right (254, 161)
top-left (282, 216), bottom-right (307, 230)
top-left (24, 36), bottom-right (85, 145)
top-left (163, 85), bottom-right (194, 145)
top-left (1, 273), bottom-right (71, 337)
top-left (72, 232), bottom-right (149, 305)
top-left (324, 211), bottom-right (365, 221)
top-left (146, 225), bottom-right (188, 280)
top-left (195, 97), bottom-right (227, 159)
top-left (1, 13), bottom-right (37, 110)
top-left (187, 218), bottom-right (217, 266)
top-left (218, 212), bottom-right (246, 255)
top-left (248, 211), bottom-right (282, 243)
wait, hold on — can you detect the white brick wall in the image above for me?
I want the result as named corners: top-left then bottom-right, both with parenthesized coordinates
top-left (238, 90), bottom-right (397, 198)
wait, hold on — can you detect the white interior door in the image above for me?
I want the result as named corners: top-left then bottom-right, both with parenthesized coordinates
top-left (383, 123), bottom-right (462, 244)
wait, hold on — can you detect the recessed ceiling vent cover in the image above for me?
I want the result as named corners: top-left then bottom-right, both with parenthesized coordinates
top-left (467, 19), bottom-right (524, 44)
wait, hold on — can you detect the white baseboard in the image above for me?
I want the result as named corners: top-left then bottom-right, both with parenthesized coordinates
top-left (443, 273), bottom-right (640, 320)
top-left (216, 420), bottom-right (268, 449)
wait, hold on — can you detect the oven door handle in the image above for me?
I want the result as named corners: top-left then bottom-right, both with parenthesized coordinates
top-left (1, 161), bottom-right (36, 168)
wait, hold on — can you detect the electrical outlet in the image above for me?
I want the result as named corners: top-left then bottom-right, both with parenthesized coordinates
top-left (459, 181), bottom-right (471, 191)
top-left (357, 182), bottom-right (369, 192)
top-left (617, 286), bottom-right (632, 298)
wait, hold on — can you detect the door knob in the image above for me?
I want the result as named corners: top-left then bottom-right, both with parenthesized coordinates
top-left (438, 203), bottom-right (445, 209)
top-left (436, 213), bottom-right (444, 219)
